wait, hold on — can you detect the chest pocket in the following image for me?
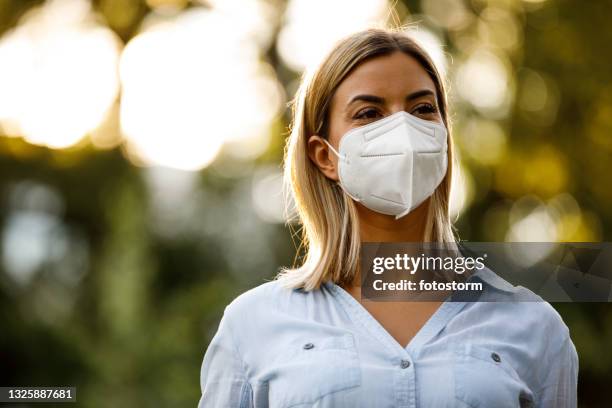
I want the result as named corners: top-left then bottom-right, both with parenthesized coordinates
top-left (266, 332), bottom-right (361, 408)
top-left (454, 344), bottom-right (534, 408)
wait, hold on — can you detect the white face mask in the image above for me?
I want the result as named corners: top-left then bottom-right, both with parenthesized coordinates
top-left (323, 110), bottom-right (448, 219)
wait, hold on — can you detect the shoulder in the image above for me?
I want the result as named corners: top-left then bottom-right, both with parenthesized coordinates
top-left (468, 267), bottom-right (569, 333)
top-left (458, 272), bottom-right (577, 381)
top-left (218, 279), bottom-right (332, 369)
top-left (473, 279), bottom-right (570, 339)
top-left (223, 280), bottom-right (284, 319)
top-left (461, 270), bottom-right (575, 377)
top-left (225, 277), bottom-right (334, 310)
top-left (508, 290), bottom-right (571, 341)
top-left (483, 287), bottom-right (579, 394)
top-left (222, 279), bottom-right (326, 331)
top-left (217, 281), bottom-right (288, 355)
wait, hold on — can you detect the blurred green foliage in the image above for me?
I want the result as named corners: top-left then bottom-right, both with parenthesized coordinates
top-left (0, 0), bottom-right (611, 407)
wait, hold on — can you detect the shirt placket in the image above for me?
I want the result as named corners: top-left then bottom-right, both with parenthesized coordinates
top-left (327, 282), bottom-right (467, 408)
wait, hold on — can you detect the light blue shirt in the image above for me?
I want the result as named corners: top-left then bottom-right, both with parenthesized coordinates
top-left (198, 268), bottom-right (578, 407)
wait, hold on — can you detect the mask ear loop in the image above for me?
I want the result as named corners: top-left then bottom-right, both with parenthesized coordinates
top-left (322, 139), bottom-right (346, 162)
top-left (321, 139), bottom-right (362, 203)
top-left (321, 138), bottom-right (346, 187)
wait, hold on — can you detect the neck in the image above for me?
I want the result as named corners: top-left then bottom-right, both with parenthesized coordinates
top-left (343, 199), bottom-right (430, 289)
top-left (357, 199), bottom-right (429, 243)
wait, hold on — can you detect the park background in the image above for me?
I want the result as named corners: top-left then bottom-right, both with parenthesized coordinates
top-left (0, 0), bottom-right (611, 406)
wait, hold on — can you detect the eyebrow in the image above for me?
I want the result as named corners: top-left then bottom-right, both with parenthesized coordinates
top-left (347, 89), bottom-right (436, 106)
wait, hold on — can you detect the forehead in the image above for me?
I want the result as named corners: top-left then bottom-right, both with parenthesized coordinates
top-left (332, 51), bottom-right (437, 106)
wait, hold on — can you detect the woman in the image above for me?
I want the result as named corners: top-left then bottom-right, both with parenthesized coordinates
top-left (198, 28), bottom-right (578, 407)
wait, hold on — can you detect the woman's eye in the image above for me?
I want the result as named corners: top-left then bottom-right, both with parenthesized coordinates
top-left (412, 103), bottom-right (438, 116)
top-left (354, 108), bottom-right (382, 120)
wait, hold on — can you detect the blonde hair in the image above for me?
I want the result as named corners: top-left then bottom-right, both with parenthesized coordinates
top-left (276, 28), bottom-right (456, 291)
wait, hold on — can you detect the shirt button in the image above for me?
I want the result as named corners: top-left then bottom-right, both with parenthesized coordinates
top-left (303, 343), bottom-right (315, 350)
top-left (491, 352), bottom-right (501, 363)
top-left (400, 359), bottom-right (411, 369)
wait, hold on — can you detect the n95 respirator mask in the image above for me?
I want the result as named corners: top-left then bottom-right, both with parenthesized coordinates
top-left (323, 110), bottom-right (448, 219)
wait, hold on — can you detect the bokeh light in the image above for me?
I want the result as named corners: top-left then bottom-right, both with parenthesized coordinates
top-left (507, 196), bottom-right (558, 242)
top-left (458, 117), bottom-right (508, 166)
top-left (517, 68), bottom-right (560, 126)
top-left (478, 6), bottom-right (523, 52)
top-left (277, 0), bottom-right (390, 72)
top-left (119, 6), bottom-right (284, 171)
top-left (0, 0), bottom-right (121, 148)
top-left (251, 166), bottom-right (288, 224)
top-left (449, 161), bottom-right (475, 220)
top-left (455, 48), bottom-right (513, 116)
top-left (494, 146), bottom-right (568, 199)
top-left (421, 0), bottom-right (474, 31)
top-left (403, 25), bottom-right (448, 75)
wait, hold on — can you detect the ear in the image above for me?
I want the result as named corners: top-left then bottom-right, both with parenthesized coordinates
top-left (307, 135), bottom-right (339, 181)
